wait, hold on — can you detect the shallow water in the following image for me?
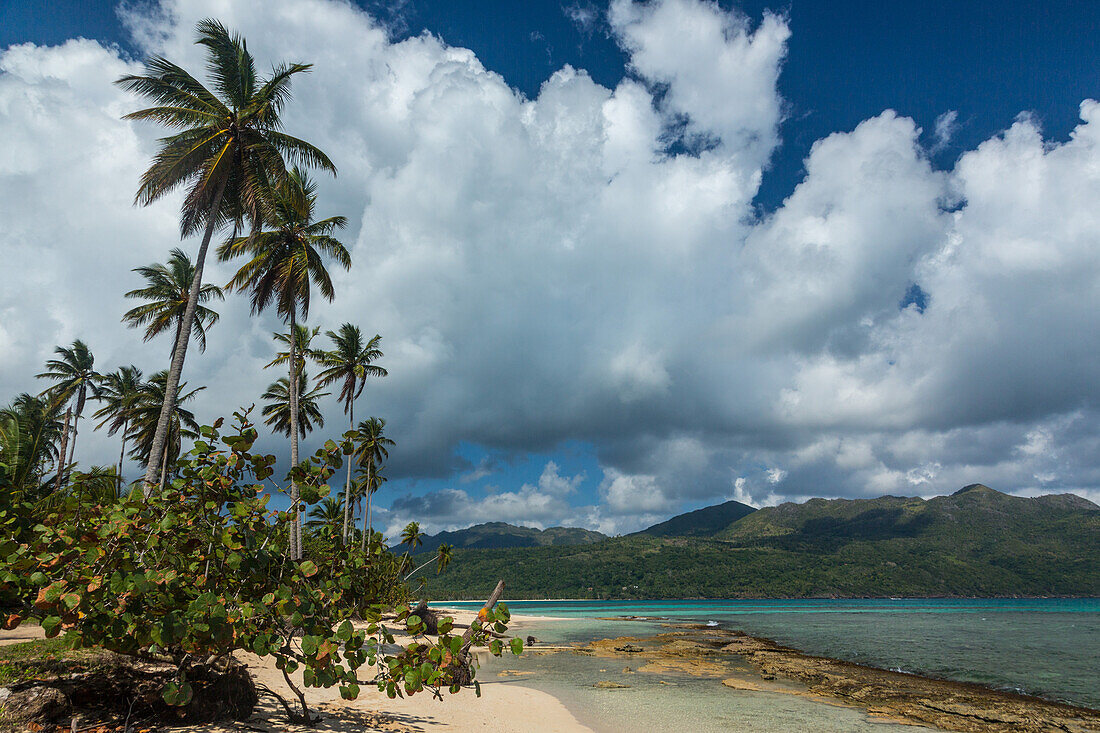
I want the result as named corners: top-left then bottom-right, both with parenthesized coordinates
top-left (482, 648), bottom-right (939, 733)
top-left (448, 598), bottom-right (1100, 710)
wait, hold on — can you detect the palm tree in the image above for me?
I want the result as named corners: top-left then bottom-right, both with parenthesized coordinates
top-left (117, 18), bottom-right (335, 493)
top-left (354, 417), bottom-right (394, 551)
top-left (123, 248), bottom-right (223, 355)
top-left (306, 496), bottom-right (345, 531)
top-left (218, 166), bottom-right (350, 559)
top-left (127, 371), bottom-right (204, 489)
top-left (404, 542), bottom-right (453, 582)
top-left (266, 324), bottom-right (322, 375)
top-left (316, 325), bottom-right (387, 543)
top-left (261, 371), bottom-right (328, 438)
top-left (0, 394), bottom-right (65, 496)
top-left (36, 340), bottom-right (100, 492)
top-left (92, 365), bottom-right (144, 485)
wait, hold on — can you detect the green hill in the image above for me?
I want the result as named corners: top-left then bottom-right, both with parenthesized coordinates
top-left (633, 499), bottom-right (756, 537)
top-left (420, 486), bottom-right (1100, 600)
top-left (417, 521), bottom-right (607, 554)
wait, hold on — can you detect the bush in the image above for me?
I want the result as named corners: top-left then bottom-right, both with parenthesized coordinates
top-left (0, 411), bottom-right (519, 725)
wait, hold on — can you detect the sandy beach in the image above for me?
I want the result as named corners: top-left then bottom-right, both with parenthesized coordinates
top-left (0, 611), bottom-right (593, 733)
top-left (5, 608), bottom-right (1100, 733)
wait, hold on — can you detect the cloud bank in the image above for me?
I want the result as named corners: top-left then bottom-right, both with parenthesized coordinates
top-left (2, 0), bottom-right (1100, 535)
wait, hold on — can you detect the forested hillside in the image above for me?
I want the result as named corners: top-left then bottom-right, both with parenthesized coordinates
top-left (420, 487), bottom-right (1100, 600)
top-left (418, 521), bottom-right (607, 554)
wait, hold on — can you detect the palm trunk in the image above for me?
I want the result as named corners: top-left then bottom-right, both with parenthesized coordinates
top-left (341, 395), bottom-right (355, 544)
top-left (360, 458), bottom-right (372, 552)
top-left (159, 438), bottom-right (169, 490)
top-left (142, 175), bottom-right (229, 495)
top-left (117, 421), bottom-right (127, 493)
top-left (288, 310), bottom-right (302, 561)
top-left (53, 406), bottom-right (72, 493)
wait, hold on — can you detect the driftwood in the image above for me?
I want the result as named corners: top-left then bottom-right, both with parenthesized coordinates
top-left (452, 579), bottom-right (505, 685)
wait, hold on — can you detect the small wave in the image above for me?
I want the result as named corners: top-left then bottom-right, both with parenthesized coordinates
top-left (706, 620), bottom-right (719, 627)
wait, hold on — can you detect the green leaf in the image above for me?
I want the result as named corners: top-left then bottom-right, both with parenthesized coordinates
top-left (437, 617), bottom-right (453, 634)
top-left (340, 682), bottom-right (360, 700)
top-left (41, 616), bottom-right (62, 638)
top-left (301, 635), bottom-right (319, 656)
top-left (336, 620), bottom-right (353, 642)
top-left (162, 680), bottom-right (193, 706)
top-left (299, 560), bottom-right (319, 577)
top-left (489, 639), bottom-right (502, 656)
top-left (510, 637), bottom-right (524, 656)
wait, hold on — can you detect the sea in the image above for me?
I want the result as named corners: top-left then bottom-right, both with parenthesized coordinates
top-left (444, 598), bottom-right (1100, 732)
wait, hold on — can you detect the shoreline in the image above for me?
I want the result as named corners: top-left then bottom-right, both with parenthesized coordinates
top-left (4, 610), bottom-right (1098, 732)
top-left (560, 623), bottom-right (1100, 733)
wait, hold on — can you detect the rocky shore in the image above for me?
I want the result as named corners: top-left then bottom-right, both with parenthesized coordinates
top-left (571, 626), bottom-right (1100, 733)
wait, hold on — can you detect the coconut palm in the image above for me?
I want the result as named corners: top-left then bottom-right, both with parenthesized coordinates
top-left (36, 340), bottom-right (100, 492)
top-left (92, 365), bottom-right (144, 485)
top-left (117, 18), bottom-right (335, 492)
top-left (316, 325), bottom-right (386, 543)
top-left (0, 393), bottom-right (65, 496)
top-left (354, 417), bottom-right (394, 551)
top-left (123, 248), bottom-right (223, 355)
top-left (266, 324), bottom-right (322, 376)
top-left (404, 542), bottom-right (453, 582)
top-left (127, 371), bottom-right (204, 489)
top-left (260, 371), bottom-right (328, 438)
top-left (218, 166), bottom-right (350, 559)
top-left (306, 496), bottom-right (345, 531)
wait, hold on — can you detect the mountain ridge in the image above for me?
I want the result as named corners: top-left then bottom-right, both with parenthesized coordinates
top-left (420, 486), bottom-right (1100, 599)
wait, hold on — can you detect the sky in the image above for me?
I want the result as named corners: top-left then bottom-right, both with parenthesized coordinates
top-left (2, 0), bottom-right (1100, 537)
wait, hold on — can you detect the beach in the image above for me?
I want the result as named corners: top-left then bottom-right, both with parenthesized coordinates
top-left (4, 604), bottom-right (1100, 732)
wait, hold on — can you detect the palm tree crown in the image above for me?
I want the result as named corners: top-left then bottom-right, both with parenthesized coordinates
top-left (261, 371), bottom-right (328, 438)
top-left (316, 326), bottom-right (387, 410)
top-left (127, 371), bottom-right (203, 473)
top-left (116, 19), bottom-right (335, 237)
top-left (0, 393), bottom-right (65, 495)
top-left (216, 166), bottom-right (350, 320)
top-left (36, 340), bottom-right (100, 417)
top-left (123, 248), bottom-right (223, 353)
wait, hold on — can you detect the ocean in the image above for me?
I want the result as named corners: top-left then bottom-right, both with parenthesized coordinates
top-left (445, 597), bottom-right (1099, 732)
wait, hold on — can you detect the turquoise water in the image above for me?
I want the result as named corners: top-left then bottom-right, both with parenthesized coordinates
top-left (448, 598), bottom-right (1100, 710)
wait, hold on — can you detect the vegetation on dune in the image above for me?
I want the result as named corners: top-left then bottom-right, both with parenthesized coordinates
top-left (421, 488), bottom-right (1100, 600)
top-left (0, 413), bottom-right (522, 725)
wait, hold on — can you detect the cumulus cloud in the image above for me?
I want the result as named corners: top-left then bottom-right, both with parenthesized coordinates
top-left (2, 0), bottom-right (1100, 539)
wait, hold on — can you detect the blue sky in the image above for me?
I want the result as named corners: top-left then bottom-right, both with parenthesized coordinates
top-left (3, 0), bottom-right (1100, 536)
top-left (7, 0), bottom-right (1098, 211)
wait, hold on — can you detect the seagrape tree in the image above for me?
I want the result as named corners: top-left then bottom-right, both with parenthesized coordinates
top-left (0, 410), bottom-right (520, 724)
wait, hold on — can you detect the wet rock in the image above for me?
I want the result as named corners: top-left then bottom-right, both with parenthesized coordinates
top-left (594, 681), bottom-right (631, 689)
top-left (614, 644), bottom-right (644, 653)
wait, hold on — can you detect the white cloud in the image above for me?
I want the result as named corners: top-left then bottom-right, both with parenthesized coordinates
top-left (2, 0), bottom-right (1099, 538)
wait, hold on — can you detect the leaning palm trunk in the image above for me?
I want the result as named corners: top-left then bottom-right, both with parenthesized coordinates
top-left (341, 396), bottom-right (355, 544)
top-left (53, 406), bottom-right (72, 493)
top-left (288, 310), bottom-right (302, 560)
top-left (142, 177), bottom-right (229, 496)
